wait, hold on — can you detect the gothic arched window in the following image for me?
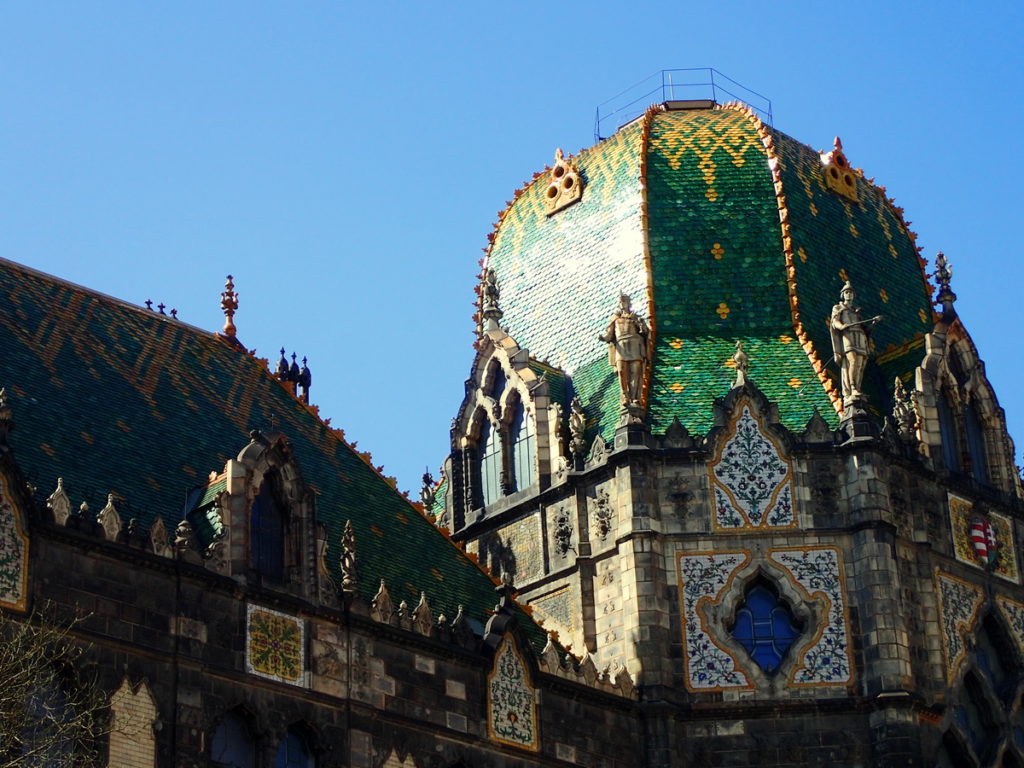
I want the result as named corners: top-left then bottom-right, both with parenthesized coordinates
top-left (275, 727), bottom-right (315, 768)
top-left (938, 616), bottom-right (1024, 766)
top-left (965, 404), bottom-right (989, 485)
top-left (251, 478), bottom-right (285, 582)
top-left (509, 401), bottom-right (535, 493)
top-left (730, 581), bottom-right (802, 675)
top-left (938, 392), bottom-right (961, 472)
top-left (479, 419), bottom-right (502, 507)
top-left (211, 711), bottom-right (255, 768)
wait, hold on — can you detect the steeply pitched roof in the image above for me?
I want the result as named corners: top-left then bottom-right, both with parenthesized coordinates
top-left (0, 258), bottom-right (545, 648)
top-left (483, 106), bottom-right (933, 439)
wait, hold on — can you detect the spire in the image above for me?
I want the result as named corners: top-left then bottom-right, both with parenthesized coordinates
top-left (420, 469), bottom-right (436, 509)
top-left (220, 274), bottom-right (239, 338)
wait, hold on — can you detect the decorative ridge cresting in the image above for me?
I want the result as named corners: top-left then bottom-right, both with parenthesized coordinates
top-left (721, 101), bottom-right (935, 417)
top-left (718, 101), bottom-right (842, 416)
top-left (637, 102), bottom-right (665, 411)
top-left (0, 256), bottom-right (216, 340)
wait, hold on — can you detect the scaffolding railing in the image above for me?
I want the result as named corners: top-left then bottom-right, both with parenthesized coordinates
top-left (594, 68), bottom-right (773, 142)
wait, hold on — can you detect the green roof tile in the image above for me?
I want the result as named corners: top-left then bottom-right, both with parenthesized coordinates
top-left (484, 107), bottom-right (934, 437)
top-left (0, 258), bottom-right (545, 649)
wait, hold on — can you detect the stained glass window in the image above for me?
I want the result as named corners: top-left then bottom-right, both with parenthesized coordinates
top-left (731, 583), bottom-right (802, 674)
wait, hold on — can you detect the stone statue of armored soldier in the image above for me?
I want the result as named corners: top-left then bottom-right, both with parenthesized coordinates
top-left (830, 281), bottom-right (882, 406)
top-left (600, 293), bottom-right (650, 407)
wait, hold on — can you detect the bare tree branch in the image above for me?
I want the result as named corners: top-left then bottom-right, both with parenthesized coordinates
top-left (0, 604), bottom-right (110, 768)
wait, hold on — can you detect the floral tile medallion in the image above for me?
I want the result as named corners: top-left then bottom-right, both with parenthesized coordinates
top-left (710, 404), bottom-right (795, 530)
top-left (677, 551), bottom-right (752, 691)
top-left (487, 635), bottom-right (538, 751)
top-left (935, 570), bottom-right (984, 683)
top-left (996, 595), bottom-right (1024, 658)
top-left (770, 547), bottom-right (852, 686)
top-left (245, 604), bottom-right (306, 687)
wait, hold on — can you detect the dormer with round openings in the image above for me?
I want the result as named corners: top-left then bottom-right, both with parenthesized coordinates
top-left (544, 148), bottom-right (583, 215)
top-left (820, 136), bottom-right (859, 202)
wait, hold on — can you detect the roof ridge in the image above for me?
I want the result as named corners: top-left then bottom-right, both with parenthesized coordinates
top-left (0, 256), bottom-right (225, 342)
top-left (720, 103), bottom-right (844, 416)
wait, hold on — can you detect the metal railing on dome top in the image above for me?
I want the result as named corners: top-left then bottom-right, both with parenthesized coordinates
top-left (594, 68), bottom-right (773, 142)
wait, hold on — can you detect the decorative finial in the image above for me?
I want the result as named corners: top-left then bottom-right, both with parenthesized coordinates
top-left (480, 268), bottom-right (503, 333)
top-left (834, 136), bottom-right (843, 151)
top-left (170, 308), bottom-right (178, 319)
top-left (732, 340), bottom-right (749, 387)
top-left (220, 275), bottom-right (239, 338)
top-left (934, 252), bottom-right (956, 316)
top-left (569, 396), bottom-right (587, 458)
top-left (298, 357), bottom-right (311, 404)
top-left (892, 376), bottom-right (917, 441)
top-left (157, 303), bottom-right (166, 315)
top-left (144, 299), bottom-right (153, 310)
top-left (275, 348), bottom-right (289, 380)
top-left (420, 469), bottom-right (435, 510)
top-left (340, 520), bottom-right (358, 593)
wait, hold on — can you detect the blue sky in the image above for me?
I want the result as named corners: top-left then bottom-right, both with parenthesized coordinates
top-left (2, 2), bottom-right (1022, 493)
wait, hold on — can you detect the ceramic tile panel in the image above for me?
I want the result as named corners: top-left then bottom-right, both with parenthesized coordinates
top-left (245, 604), bottom-right (306, 687)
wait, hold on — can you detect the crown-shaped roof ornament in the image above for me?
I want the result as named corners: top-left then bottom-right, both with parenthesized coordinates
top-left (820, 136), bottom-right (859, 202)
top-left (545, 148), bottom-right (583, 215)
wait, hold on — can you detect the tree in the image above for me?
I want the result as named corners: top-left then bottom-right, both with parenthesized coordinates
top-left (0, 605), bottom-right (108, 767)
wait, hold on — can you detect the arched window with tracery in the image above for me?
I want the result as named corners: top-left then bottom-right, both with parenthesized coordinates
top-left (730, 579), bottom-right (803, 675)
top-left (938, 615), bottom-right (1024, 766)
top-left (211, 711), bottom-right (255, 768)
top-left (509, 400), bottom-right (535, 493)
top-left (251, 477), bottom-right (285, 583)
